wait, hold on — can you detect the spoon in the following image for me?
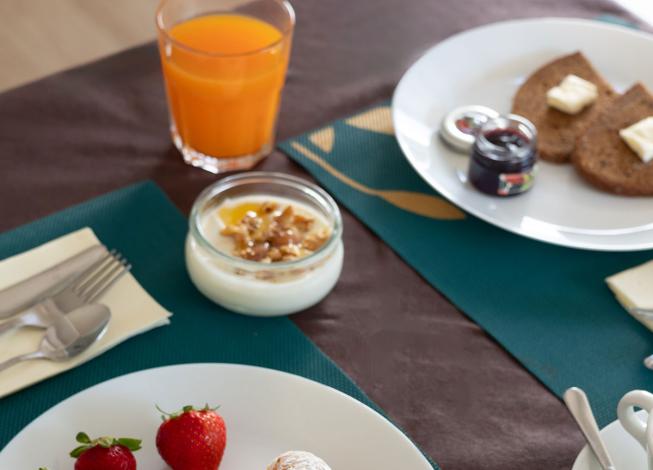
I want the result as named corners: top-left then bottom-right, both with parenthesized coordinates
top-left (0, 303), bottom-right (111, 373)
top-left (564, 387), bottom-right (617, 470)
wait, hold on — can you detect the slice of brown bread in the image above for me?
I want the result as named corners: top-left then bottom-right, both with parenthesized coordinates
top-left (573, 83), bottom-right (653, 196)
top-left (512, 52), bottom-right (617, 163)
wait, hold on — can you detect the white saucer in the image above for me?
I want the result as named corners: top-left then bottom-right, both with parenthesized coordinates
top-left (573, 410), bottom-right (648, 469)
top-left (392, 18), bottom-right (653, 251)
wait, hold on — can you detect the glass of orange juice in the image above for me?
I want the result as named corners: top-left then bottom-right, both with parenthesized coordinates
top-left (156, 0), bottom-right (295, 173)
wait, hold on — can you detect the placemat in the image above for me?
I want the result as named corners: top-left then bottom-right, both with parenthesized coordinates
top-left (0, 181), bottom-right (438, 469)
top-left (280, 101), bottom-right (653, 427)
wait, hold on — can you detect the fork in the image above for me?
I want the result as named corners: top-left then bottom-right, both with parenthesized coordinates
top-left (0, 250), bottom-right (130, 335)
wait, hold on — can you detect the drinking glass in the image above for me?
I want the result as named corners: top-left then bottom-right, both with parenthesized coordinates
top-left (156, 0), bottom-right (295, 173)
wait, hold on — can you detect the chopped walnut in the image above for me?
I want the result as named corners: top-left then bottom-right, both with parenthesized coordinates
top-left (268, 247), bottom-right (283, 262)
top-left (293, 214), bottom-right (314, 232)
top-left (220, 201), bottom-right (330, 262)
top-left (303, 230), bottom-right (329, 251)
top-left (276, 206), bottom-right (294, 228)
top-left (270, 228), bottom-right (301, 247)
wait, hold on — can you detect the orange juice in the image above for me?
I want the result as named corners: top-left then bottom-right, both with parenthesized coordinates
top-left (159, 14), bottom-right (291, 160)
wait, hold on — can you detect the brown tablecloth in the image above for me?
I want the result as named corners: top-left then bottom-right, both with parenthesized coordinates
top-left (0, 1), bottom-right (647, 468)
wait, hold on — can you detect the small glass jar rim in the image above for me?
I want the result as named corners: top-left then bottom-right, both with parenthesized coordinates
top-left (476, 114), bottom-right (537, 160)
top-left (189, 172), bottom-right (343, 270)
top-left (155, 0), bottom-right (295, 58)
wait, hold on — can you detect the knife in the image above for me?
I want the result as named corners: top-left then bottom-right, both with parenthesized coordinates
top-left (0, 245), bottom-right (108, 319)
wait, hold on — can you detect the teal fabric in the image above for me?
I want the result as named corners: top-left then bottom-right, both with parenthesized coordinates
top-left (0, 181), bottom-right (438, 469)
top-left (280, 103), bottom-right (653, 428)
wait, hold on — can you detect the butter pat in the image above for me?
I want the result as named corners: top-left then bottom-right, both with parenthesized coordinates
top-left (546, 74), bottom-right (598, 114)
top-left (619, 117), bottom-right (653, 163)
top-left (606, 260), bottom-right (653, 334)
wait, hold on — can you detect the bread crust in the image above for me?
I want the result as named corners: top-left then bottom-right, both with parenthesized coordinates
top-left (572, 83), bottom-right (653, 196)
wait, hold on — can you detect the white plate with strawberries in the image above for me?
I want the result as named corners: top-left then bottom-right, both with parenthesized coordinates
top-left (0, 363), bottom-right (433, 469)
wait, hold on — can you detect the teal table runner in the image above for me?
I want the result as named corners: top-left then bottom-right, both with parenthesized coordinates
top-left (280, 102), bottom-right (653, 427)
top-left (0, 181), bottom-right (437, 468)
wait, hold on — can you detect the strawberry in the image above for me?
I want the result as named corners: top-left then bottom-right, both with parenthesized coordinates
top-left (156, 404), bottom-right (227, 470)
top-left (70, 432), bottom-right (141, 470)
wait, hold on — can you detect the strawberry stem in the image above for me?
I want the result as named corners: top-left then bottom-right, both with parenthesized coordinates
top-left (70, 433), bottom-right (141, 459)
top-left (117, 438), bottom-right (142, 450)
top-left (155, 403), bottom-right (220, 421)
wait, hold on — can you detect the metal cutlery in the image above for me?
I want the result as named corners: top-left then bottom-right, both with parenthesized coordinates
top-left (0, 250), bottom-right (130, 337)
top-left (644, 355), bottom-right (653, 370)
top-left (0, 307), bottom-right (63, 336)
top-left (46, 249), bottom-right (130, 311)
top-left (630, 307), bottom-right (653, 320)
top-left (563, 387), bottom-right (617, 470)
top-left (0, 303), bottom-right (111, 373)
top-left (626, 308), bottom-right (653, 370)
top-left (0, 245), bottom-right (108, 320)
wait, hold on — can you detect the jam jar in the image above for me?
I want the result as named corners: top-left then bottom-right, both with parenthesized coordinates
top-left (468, 115), bottom-right (537, 197)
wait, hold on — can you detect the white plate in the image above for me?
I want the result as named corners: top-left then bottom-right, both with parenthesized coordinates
top-left (392, 18), bottom-right (653, 251)
top-left (573, 410), bottom-right (648, 469)
top-left (0, 363), bottom-right (431, 469)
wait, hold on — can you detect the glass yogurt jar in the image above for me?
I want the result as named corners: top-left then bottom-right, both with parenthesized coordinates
top-left (186, 172), bottom-right (344, 316)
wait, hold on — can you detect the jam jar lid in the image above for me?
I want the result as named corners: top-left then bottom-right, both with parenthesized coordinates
top-left (440, 105), bottom-right (500, 153)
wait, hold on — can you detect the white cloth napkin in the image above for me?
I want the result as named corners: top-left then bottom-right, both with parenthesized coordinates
top-left (0, 228), bottom-right (171, 398)
top-left (606, 260), bottom-right (653, 329)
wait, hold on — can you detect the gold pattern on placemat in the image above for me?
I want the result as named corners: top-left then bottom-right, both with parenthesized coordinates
top-left (308, 126), bottom-right (335, 153)
top-left (345, 106), bottom-right (394, 135)
top-left (291, 142), bottom-right (465, 220)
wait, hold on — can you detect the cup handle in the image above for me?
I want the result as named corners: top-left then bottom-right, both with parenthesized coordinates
top-left (617, 390), bottom-right (653, 450)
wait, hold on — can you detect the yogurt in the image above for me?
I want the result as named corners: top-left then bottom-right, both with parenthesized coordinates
top-left (185, 173), bottom-right (343, 317)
